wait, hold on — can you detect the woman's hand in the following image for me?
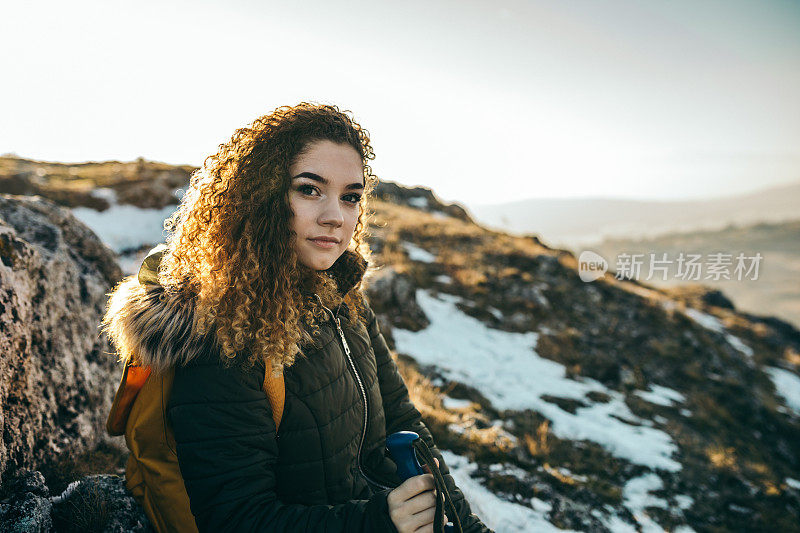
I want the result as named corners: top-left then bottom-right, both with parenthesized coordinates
top-left (387, 458), bottom-right (439, 533)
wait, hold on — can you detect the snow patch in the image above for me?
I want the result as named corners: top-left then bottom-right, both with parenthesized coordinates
top-left (615, 474), bottom-right (697, 533)
top-left (622, 474), bottom-right (669, 532)
top-left (683, 308), bottom-right (753, 358)
top-left (600, 515), bottom-right (638, 533)
top-left (72, 202), bottom-right (176, 253)
top-left (440, 450), bottom-right (577, 532)
top-left (725, 335), bottom-right (754, 357)
top-left (90, 186), bottom-right (118, 203)
top-left (407, 197), bottom-right (428, 208)
top-left (683, 308), bottom-right (723, 332)
top-left (402, 242), bottom-right (436, 263)
top-left (393, 289), bottom-right (682, 471)
top-left (624, 474), bottom-right (668, 510)
top-left (634, 384), bottom-right (686, 407)
top-left (488, 307), bottom-right (503, 320)
top-left (765, 366), bottom-right (800, 416)
top-left (487, 462), bottom-right (530, 481)
top-left (442, 396), bottom-right (474, 410)
top-left (675, 494), bottom-right (694, 510)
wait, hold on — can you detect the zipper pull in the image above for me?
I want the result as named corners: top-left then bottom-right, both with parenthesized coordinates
top-left (335, 321), bottom-right (351, 357)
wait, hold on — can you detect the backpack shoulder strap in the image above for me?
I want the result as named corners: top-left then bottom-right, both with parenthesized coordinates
top-left (262, 367), bottom-right (285, 432)
top-left (142, 243), bottom-right (286, 434)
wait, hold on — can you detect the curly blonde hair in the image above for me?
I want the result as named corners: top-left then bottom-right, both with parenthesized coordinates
top-left (157, 102), bottom-right (378, 374)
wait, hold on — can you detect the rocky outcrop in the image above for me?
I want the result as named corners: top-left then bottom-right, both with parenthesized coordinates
top-left (364, 265), bottom-right (429, 333)
top-left (0, 172), bottom-right (111, 212)
top-left (0, 469), bottom-right (152, 532)
top-left (0, 470), bottom-right (53, 532)
top-left (0, 194), bottom-right (123, 486)
top-left (662, 283), bottom-right (737, 310)
top-left (372, 181), bottom-right (473, 223)
top-left (0, 156), bottom-right (193, 210)
top-left (49, 474), bottom-right (151, 532)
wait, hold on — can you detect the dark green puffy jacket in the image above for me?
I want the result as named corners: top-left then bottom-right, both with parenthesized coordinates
top-left (121, 248), bottom-right (491, 532)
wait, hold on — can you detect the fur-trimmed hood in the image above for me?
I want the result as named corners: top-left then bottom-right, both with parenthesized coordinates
top-left (102, 245), bottom-right (368, 375)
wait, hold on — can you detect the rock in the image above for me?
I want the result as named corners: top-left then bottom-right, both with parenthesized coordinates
top-left (50, 475), bottom-right (153, 532)
top-left (486, 278), bottom-right (550, 327)
top-left (4, 470), bottom-right (50, 498)
top-left (0, 156), bottom-right (193, 211)
top-left (514, 283), bottom-right (550, 309)
top-left (0, 173), bottom-right (111, 211)
top-left (663, 283), bottom-right (736, 311)
top-left (0, 470), bottom-right (53, 532)
top-left (0, 173), bottom-right (37, 196)
top-left (506, 311), bottom-right (531, 331)
top-left (0, 471), bottom-right (153, 533)
top-left (115, 179), bottom-right (180, 209)
top-left (548, 496), bottom-right (607, 531)
top-left (0, 194), bottom-right (123, 485)
top-left (364, 266), bottom-right (429, 331)
top-left (372, 181), bottom-right (473, 223)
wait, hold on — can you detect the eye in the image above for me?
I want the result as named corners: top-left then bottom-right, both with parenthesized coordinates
top-left (296, 183), bottom-right (361, 205)
top-left (343, 193), bottom-right (362, 205)
top-left (297, 184), bottom-right (319, 196)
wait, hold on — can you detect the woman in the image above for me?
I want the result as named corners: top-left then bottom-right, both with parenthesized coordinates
top-left (104, 103), bottom-right (491, 532)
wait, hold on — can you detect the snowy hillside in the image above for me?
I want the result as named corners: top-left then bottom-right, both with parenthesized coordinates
top-left (6, 157), bottom-right (799, 531)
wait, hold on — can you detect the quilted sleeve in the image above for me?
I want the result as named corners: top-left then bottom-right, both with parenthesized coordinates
top-left (167, 349), bottom-right (398, 533)
top-left (363, 303), bottom-right (493, 533)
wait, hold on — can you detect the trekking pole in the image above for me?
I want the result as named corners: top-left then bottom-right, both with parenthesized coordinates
top-left (386, 431), bottom-right (455, 532)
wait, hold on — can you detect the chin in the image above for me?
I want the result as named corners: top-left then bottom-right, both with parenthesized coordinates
top-left (301, 254), bottom-right (338, 271)
top-left (297, 240), bottom-right (344, 271)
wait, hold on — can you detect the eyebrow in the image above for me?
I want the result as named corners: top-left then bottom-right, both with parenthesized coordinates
top-left (292, 172), bottom-right (364, 190)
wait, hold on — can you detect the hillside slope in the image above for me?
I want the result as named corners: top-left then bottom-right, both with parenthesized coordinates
top-left (583, 220), bottom-right (800, 329)
top-left (3, 156), bottom-right (799, 531)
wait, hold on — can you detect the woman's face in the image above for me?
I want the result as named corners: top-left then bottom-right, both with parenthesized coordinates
top-left (288, 139), bottom-right (364, 271)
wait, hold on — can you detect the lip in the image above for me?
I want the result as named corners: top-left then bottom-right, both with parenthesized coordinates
top-left (308, 237), bottom-right (339, 249)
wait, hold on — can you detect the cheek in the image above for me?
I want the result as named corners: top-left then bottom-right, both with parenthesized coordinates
top-left (346, 209), bottom-right (360, 232)
top-left (288, 199), bottom-right (312, 233)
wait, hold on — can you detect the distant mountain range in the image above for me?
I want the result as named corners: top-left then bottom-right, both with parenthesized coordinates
top-left (586, 219), bottom-right (800, 329)
top-left (467, 182), bottom-right (800, 250)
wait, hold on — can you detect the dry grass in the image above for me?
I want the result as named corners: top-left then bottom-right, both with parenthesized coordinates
top-left (41, 440), bottom-right (127, 496)
top-left (706, 443), bottom-right (738, 471)
top-left (784, 346), bottom-right (800, 366)
top-left (52, 480), bottom-right (112, 533)
top-left (523, 421), bottom-right (551, 457)
top-left (542, 463), bottom-right (578, 486)
top-left (398, 356), bottom-right (459, 426)
top-left (396, 355), bottom-right (518, 455)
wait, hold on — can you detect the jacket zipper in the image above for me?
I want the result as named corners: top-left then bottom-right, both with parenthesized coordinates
top-left (314, 294), bottom-right (394, 492)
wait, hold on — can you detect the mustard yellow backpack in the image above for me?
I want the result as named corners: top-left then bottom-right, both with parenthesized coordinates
top-left (105, 248), bottom-right (285, 533)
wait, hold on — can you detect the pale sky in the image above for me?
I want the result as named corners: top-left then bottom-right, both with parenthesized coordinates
top-left (2, 0), bottom-right (799, 207)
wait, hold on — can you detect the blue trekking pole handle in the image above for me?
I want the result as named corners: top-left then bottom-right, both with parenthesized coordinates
top-left (386, 431), bottom-right (454, 532)
top-left (386, 431), bottom-right (425, 479)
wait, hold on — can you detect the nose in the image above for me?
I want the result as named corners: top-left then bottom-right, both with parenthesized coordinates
top-left (318, 196), bottom-right (344, 227)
